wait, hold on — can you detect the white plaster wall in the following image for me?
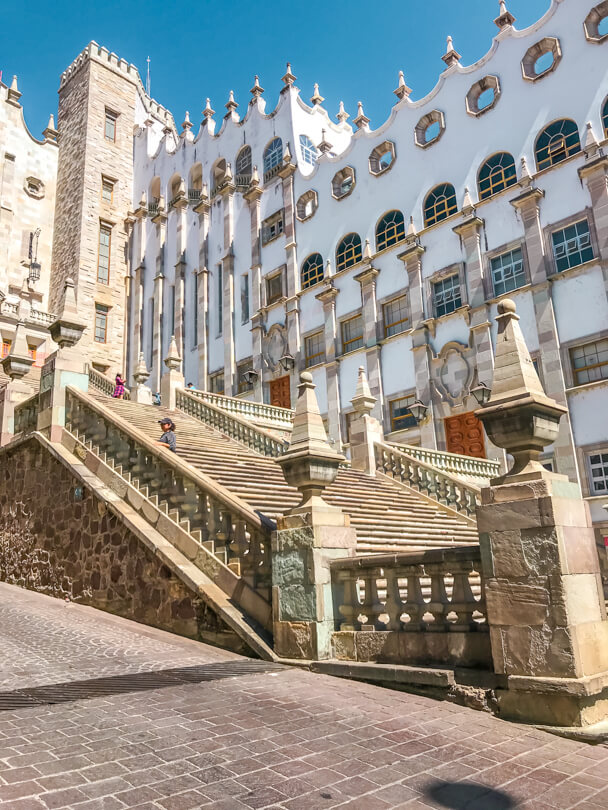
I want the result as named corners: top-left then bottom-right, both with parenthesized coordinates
top-left (569, 385), bottom-right (608, 446)
top-left (381, 335), bottom-right (416, 396)
top-left (311, 366), bottom-right (328, 414)
top-left (553, 266), bottom-right (608, 344)
top-left (339, 350), bottom-right (366, 407)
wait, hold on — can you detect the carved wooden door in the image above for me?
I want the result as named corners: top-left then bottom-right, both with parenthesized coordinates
top-left (444, 411), bottom-right (486, 459)
top-left (270, 375), bottom-right (291, 408)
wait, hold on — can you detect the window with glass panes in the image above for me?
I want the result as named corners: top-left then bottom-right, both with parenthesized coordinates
top-left (552, 220), bottom-right (593, 272)
top-left (490, 247), bottom-right (526, 296)
top-left (336, 233), bottom-right (362, 272)
top-left (383, 295), bottom-right (409, 337)
top-left (237, 362), bottom-right (253, 393)
top-left (570, 338), bottom-right (608, 385)
top-left (104, 109), bottom-right (117, 141)
top-left (304, 332), bottom-right (325, 367)
top-left (433, 275), bottom-right (462, 317)
top-left (266, 273), bottom-right (283, 305)
top-left (535, 119), bottom-right (581, 171)
top-left (101, 177), bottom-right (114, 203)
top-left (389, 396), bottom-right (417, 431)
top-left (423, 183), bottom-right (457, 227)
top-left (1, 341), bottom-right (11, 358)
top-left (301, 253), bottom-right (324, 290)
top-left (376, 210), bottom-right (405, 252)
top-left (478, 152), bottom-right (517, 200)
top-left (299, 135), bottom-right (318, 165)
top-left (97, 224), bottom-right (111, 284)
top-left (341, 315), bottom-right (363, 353)
top-left (263, 137), bottom-right (282, 179)
top-left (209, 371), bottom-right (225, 394)
top-left (588, 450), bottom-right (608, 494)
top-left (94, 304), bottom-right (108, 343)
top-left (603, 98), bottom-right (608, 138)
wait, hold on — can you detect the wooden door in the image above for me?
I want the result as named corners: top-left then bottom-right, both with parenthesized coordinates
top-left (444, 411), bottom-right (486, 458)
top-left (270, 375), bottom-right (291, 408)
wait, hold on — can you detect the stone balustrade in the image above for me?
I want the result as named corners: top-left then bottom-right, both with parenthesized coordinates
top-left (87, 365), bottom-right (131, 400)
top-left (185, 388), bottom-right (294, 431)
top-left (64, 386), bottom-right (273, 613)
top-left (0, 302), bottom-right (56, 327)
top-left (13, 393), bottom-right (39, 435)
top-left (177, 389), bottom-right (289, 457)
top-left (389, 442), bottom-right (500, 483)
top-left (375, 441), bottom-right (479, 519)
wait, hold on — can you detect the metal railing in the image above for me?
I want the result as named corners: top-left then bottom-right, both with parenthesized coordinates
top-left (13, 393), bottom-right (39, 435)
top-left (188, 188), bottom-right (201, 204)
top-left (147, 202), bottom-right (159, 216)
top-left (176, 388), bottom-right (288, 458)
top-left (390, 443), bottom-right (500, 483)
top-left (263, 165), bottom-right (281, 184)
top-left (87, 366), bottom-right (131, 401)
top-left (331, 546), bottom-right (485, 632)
top-left (235, 174), bottom-right (252, 188)
top-left (375, 441), bottom-right (480, 519)
top-left (185, 388), bottom-right (293, 431)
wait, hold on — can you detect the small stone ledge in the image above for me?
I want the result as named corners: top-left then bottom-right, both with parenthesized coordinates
top-left (311, 659), bottom-right (456, 687)
top-left (506, 670), bottom-right (608, 697)
top-left (535, 719), bottom-right (608, 745)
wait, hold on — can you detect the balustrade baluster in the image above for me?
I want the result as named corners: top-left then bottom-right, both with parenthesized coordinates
top-left (402, 568), bottom-right (425, 631)
top-left (425, 564), bottom-right (449, 631)
top-left (450, 564), bottom-right (476, 630)
top-left (360, 570), bottom-right (384, 629)
top-left (384, 569), bottom-right (403, 631)
top-left (337, 572), bottom-right (361, 630)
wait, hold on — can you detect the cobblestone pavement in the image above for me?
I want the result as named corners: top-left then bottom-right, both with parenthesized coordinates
top-left (1, 584), bottom-right (608, 810)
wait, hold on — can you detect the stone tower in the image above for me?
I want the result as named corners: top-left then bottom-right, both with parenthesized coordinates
top-left (49, 42), bottom-right (173, 375)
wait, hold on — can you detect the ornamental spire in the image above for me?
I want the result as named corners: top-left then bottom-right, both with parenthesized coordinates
top-left (225, 90), bottom-right (238, 119)
top-left (406, 216), bottom-right (418, 240)
top-left (519, 156), bottom-right (533, 187)
top-left (583, 121), bottom-right (600, 158)
top-left (494, 0), bottom-right (515, 29)
top-left (317, 129), bottom-right (333, 154)
top-left (281, 62), bottom-right (296, 90)
top-left (353, 101), bottom-right (370, 130)
top-left (250, 75), bottom-right (264, 101)
top-left (393, 70), bottom-right (412, 100)
top-left (461, 186), bottom-right (475, 215)
top-left (442, 35), bottom-right (461, 68)
top-left (310, 83), bottom-right (324, 106)
top-left (336, 101), bottom-right (349, 124)
top-left (202, 97), bottom-right (215, 120)
top-left (181, 110), bottom-right (192, 133)
top-left (7, 74), bottom-right (21, 105)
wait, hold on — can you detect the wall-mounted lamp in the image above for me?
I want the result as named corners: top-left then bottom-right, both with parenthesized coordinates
top-left (242, 369), bottom-right (259, 385)
top-left (471, 381), bottom-right (492, 406)
top-left (279, 354), bottom-right (295, 372)
top-left (409, 399), bottom-right (428, 423)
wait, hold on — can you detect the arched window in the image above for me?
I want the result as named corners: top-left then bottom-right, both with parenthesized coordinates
top-left (423, 183), bottom-right (457, 228)
top-left (376, 210), bottom-right (406, 252)
top-left (301, 253), bottom-right (324, 290)
top-left (535, 119), bottom-right (581, 172)
top-left (263, 137), bottom-right (283, 181)
top-left (235, 146), bottom-right (252, 183)
top-left (602, 98), bottom-right (608, 137)
top-left (299, 135), bottom-right (318, 166)
top-left (336, 233), bottom-right (362, 272)
top-left (477, 153), bottom-right (517, 200)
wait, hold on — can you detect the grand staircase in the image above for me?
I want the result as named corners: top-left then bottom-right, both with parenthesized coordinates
top-left (91, 392), bottom-right (478, 554)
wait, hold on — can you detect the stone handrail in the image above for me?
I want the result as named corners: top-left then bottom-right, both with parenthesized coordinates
top-left (331, 546), bottom-right (486, 632)
top-left (28, 309), bottom-right (56, 327)
top-left (1, 301), bottom-right (18, 317)
top-left (64, 386), bottom-right (273, 622)
top-left (375, 441), bottom-right (480, 519)
top-left (176, 388), bottom-right (289, 458)
top-left (390, 442), bottom-right (500, 483)
top-left (14, 393), bottom-right (39, 435)
top-left (185, 388), bottom-right (294, 431)
top-left (87, 365), bottom-right (131, 400)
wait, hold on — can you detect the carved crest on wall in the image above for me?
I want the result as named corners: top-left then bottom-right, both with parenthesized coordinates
top-left (431, 341), bottom-right (475, 407)
top-left (262, 323), bottom-right (287, 373)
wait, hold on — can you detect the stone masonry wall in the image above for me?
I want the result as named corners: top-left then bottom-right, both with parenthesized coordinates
top-left (0, 438), bottom-right (249, 654)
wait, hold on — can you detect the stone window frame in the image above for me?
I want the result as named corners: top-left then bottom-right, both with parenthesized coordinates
top-left (24, 176), bottom-right (45, 200)
top-left (383, 385), bottom-right (420, 440)
top-left (414, 110), bottom-right (446, 149)
top-left (101, 175), bottom-right (116, 205)
top-left (263, 265), bottom-right (287, 308)
top-left (465, 75), bottom-right (501, 118)
top-left (94, 303), bottom-right (109, 343)
top-left (302, 328), bottom-right (326, 369)
top-left (235, 145), bottom-right (252, 185)
top-left (584, 2), bottom-right (608, 43)
top-left (542, 207), bottom-right (599, 278)
top-left (261, 209), bottom-right (285, 246)
top-left (379, 292), bottom-right (410, 340)
top-left (331, 166), bottom-right (356, 201)
top-left (560, 327), bottom-right (608, 391)
top-left (483, 238), bottom-right (531, 302)
top-left (369, 141), bottom-right (396, 176)
top-left (104, 108), bottom-right (118, 142)
top-left (424, 262), bottom-right (467, 321)
top-left (208, 369), bottom-right (225, 394)
top-left (296, 189), bottom-right (318, 222)
top-left (521, 37), bottom-right (563, 83)
top-left (339, 310), bottom-right (365, 356)
top-left (263, 137), bottom-right (283, 183)
top-left (575, 440), bottom-right (608, 499)
top-left (97, 220), bottom-right (113, 286)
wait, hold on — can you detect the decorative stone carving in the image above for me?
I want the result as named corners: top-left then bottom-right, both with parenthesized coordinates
top-left (263, 323), bottom-right (288, 373)
top-left (432, 341), bottom-right (474, 407)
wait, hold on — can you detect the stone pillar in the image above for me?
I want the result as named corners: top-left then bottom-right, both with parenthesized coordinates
top-left (274, 372), bottom-right (357, 659)
top-left (354, 264), bottom-right (383, 424)
top-left (477, 299), bottom-right (608, 728)
top-left (194, 189), bottom-right (210, 389)
top-left (131, 352), bottom-right (153, 405)
top-left (315, 284), bottom-right (341, 446)
top-left (0, 322), bottom-right (35, 446)
top-left (348, 366), bottom-right (384, 475)
top-left (151, 202), bottom-right (167, 392)
top-left (219, 182), bottom-right (236, 395)
top-left (280, 155), bottom-right (299, 406)
top-left (174, 257), bottom-right (186, 361)
top-left (510, 186), bottom-right (578, 481)
top-left (578, 150), bottom-right (608, 303)
top-left (245, 174), bottom-right (264, 403)
top-left (160, 335), bottom-right (184, 410)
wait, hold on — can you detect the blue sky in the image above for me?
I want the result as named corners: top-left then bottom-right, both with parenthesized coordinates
top-left (3, 0), bottom-right (551, 138)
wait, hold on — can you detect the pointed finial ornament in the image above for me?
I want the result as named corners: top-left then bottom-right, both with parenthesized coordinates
top-left (584, 121), bottom-right (600, 158)
top-left (133, 352), bottom-right (150, 385)
top-left (407, 215), bottom-right (417, 239)
top-left (250, 75), bottom-right (264, 100)
top-left (181, 110), bottom-right (192, 132)
top-left (283, 143), bottom-right (292, 165)
top-left (353, 101), bottom-right (370, 130)
top-left (225, 90), bottom-right (238, 113)
top-left (494, 0), bottom-right (516, 29)
top-left (336, 101), bottom-right (350, 124)
top-left (43, 113), bottom-right (58, 142)
top-left (363, 239), bottom-right (373, 261)
top-left (442, 35), bottom-right (462, 67)
top-left (317, 128), bottom-right (333, 154)
top-left (250, 165), bottom-right (260, 187)
top-left (1, 321), bottom-right (34, 380)
top-left (461, 187), bottom-right (475, 215)
top-left (7, 74), bottom-right (21, 105)
top-left (164, 335), bottom-right (182, 371)
top-left (310, 83), bottom-right (324, 106)
top-left (202, 98), bottom-right (215, 119)
top-left (393, 70), bottom-right (412, 100)
top-left (351, 366), bottom-right (377, 416)
top-left (49, 277), bottom-right (87, 349)
top-left (224, 162), bottom-right (233, 183)
top-left (325, 258), bottom-right (333, 278)
top-left (519, 156), bottom-right (533, 187)
top-left (281, 62), bottom-right (297, 90)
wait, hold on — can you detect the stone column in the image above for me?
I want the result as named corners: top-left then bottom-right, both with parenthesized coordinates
top-left (0, 322), bottom-right (35, 446)
top-left (348, 366), bottom-right (384, 475)
top-left (245, 170), bottom-right (264, 402)
top-left (151, 202), bottom-right (167, 393)
top-left (160, 335), bottom-right (184, 410)
top-left (477, 299), bottom-right (608, 728)
top-left (315, 284), bottom-right (341, 446)
top-left (174, 257), bottom-right (186, 362)
top-left (578, 149), bottom-right (608, 302)
top-left (510, 185), bottom-right (578, 481)
top-left (280, 155), bottom-right (299, 406)
top-left (219, 182), bottom-right (236, 395)
top-left (194, 189), bottom-right (210, 389)
top-left (274, 372), bottom-right (357, 659)
top-left (354, 264), bottom-right (383, 423)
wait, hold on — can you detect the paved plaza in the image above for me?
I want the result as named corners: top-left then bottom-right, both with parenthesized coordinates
top-left (0, 584), bottom-right (607, 809)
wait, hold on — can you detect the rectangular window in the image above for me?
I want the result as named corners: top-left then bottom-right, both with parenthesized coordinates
top-left (261, 212), bottom-right (284, 245)
top-left (570, 338), bottom-right (608, 386)
top-left (27, 345), bottom-right (37, 363)
top-left (552, 219), bottom-right (593, 273)
top-left (304, 331), bottom-right (325, 368)
top-left (389, 395), bottom-right (417, 432)
top-left (383, 295), bottom-right (409, 338)
top-left (101, 177), bottom-right (114, 204)
top-left (490, 247), bottom-right (526, 297)
top-left (1, 340), bottom-right (11, 358)
top-left (241, 274), bottom-right (250, 324)
top-left (104, 109), bottom-right (117, 141)
top-left (341, 315), bottom-right (364, 353)
top-left (236, 361), bottom-right (254, 394)
top-left (209, 371), bottom-right (225, 394)
top-left (266, 273), bottom-right (283, 305)
top-left (217, 264), bottom-right (223, 335)
top-left (433, 275), bottom-right (462, 318)
top-left (97, 223), bottom-right (111, 284)
top-left (588, 450), bottom-right (608, 494)
top-left (344, 412), bottom-right (357, 443)
top-left (94, 304), bottom-right (108, 343)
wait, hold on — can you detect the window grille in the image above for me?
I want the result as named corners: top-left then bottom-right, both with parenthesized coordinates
top-left (376, 210), bottom-right (405, 252)
top-left (383, 295), bottom-right (409, 337)
top-left (588, 450), bottom-right (608, 494)
top-left (263, 138), bottom-right (283, 181)
top-left (478, 153), bottom-right (517, 199)
top-left (336, 233), bottom-right (362, 272)
top-left (299, 135), bottom-right (318, 165)
top-left (423, 183), bottom-right (458, 227)
top-left (570, 338), bottom-right (608, 385)
top-left (551, 219), bottom-right (593, 273)
top-left (433, 275), bottom-right (462, 317)
top-left (301, 253), bottom-right (324, 290)
top-left (490, 248), bottom-right (526, 296)
top-left (535, 119), bottom-right (581, 171)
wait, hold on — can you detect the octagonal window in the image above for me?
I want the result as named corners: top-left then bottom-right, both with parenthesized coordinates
top-left (584, 2), bottom-right (608, 42)
top-left (414, 110), bottom-right (445, 149)
top-left (296, 190), bottom-right (318, 221)
top-left (332, 167), bottom-right (355, 200)
top-left (521, 37), bottom-right (562, 82)
top-left (369, 141), bottom-right (396, 176)
top-left (466, 76), bottom-right (501, 117)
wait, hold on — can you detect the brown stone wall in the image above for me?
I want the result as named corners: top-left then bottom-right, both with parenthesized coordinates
top-left (0, 438), bottom-right (249, 654)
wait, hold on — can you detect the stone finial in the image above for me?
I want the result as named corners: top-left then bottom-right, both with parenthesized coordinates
top-left (519, 156), bottom-right (533, 187)
top-left (201, 181), bottom-right (209, 198)
top-left (7, 74), bottom-right (21, 105)
top-left (363, 239), bottom-right (373, 261)
top-left (164, 335), bottom-right (182, 371)
top-left (317, 129), bottom-right (333, 154)
top-left (138, 190), bottom-right (147, 209)
top-left (476, 298), bottom-right (567, 480)
top-left (281, 62), bottom-right (297, 89)
top-left (181, 110), bottom-right (192, 133)
top-left (406, 216), bottom-right (418, 240)
top-left (336, 101), bottom-right (349, 124)
top-left (49, 277), bottom-right (87, 349)
top-left (225, 90), bottom-right (238, 114)
top-left (494, 0), bottom-right (515, 29)
top-left (202, 98), bottom-right (215, 120)
top-left (1, 321), bottom-right (34, 380)
top-left (442, 35), bottom-right (462, 68)
top-left (133, 352), bottom-right (150, 385)
top-left (249, 165), bottom-right (260, 187)
top-left (393, 70), bottom-right (412, 100)
top-left (277, 372), bottom-right (345, 516)
top-left (325, 258), bottom-right (333, 278)
top-left (224, 161), bottom-right (234, 183)
top-left (583, 121), bottom-right (600, 158)
top-left (43, 113), bottom-right (58, 143)
top-left (283, 142), bottom-right (292, 164)
top-left (353, 101), bottom-right (370, 130)
top-left (461, 187), bottom-right (475, 215)
top-left (310, 83), bottom-right (324, 106)
top-left (351, 366), bottom-right (376, 415)
top-left (250, 75), bottom-right (264, 100)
